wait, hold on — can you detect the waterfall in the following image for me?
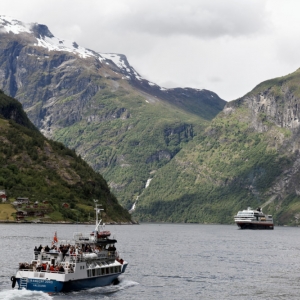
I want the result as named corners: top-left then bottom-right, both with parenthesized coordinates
top-left (129, 178), bottom-right (153, 213)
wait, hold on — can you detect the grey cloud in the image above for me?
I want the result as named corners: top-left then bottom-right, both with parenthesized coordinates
top-left (208, 76), bottom-right (222, 83)
top-left (101, 0), bottom-right (270, 39)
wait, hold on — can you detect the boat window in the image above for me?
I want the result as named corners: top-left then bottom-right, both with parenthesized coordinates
top-left (92, 269), bottom-right (95, 276)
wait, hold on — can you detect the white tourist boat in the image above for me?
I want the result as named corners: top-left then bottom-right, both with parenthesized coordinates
top-left (234, 207), bottom-right (274, 230)
top-left (11, 203), bottom-right (128, 292)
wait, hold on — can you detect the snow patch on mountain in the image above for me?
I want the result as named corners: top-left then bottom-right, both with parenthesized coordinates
top-left (100, 53), bottom-right (130, 72)
top-left (35, 36), bottom-right (94, 58)
top-left (0, 15), bottom-right (31, 34)
top-left (99, 53), bottom-right (145, 82)
top-left (0, 15), bottom-right (169, 90)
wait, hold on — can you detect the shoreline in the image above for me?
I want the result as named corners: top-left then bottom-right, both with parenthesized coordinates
top-left (0, 220), bottom-right (138, 225)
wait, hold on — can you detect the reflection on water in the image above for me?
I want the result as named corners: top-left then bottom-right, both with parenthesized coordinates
top-left (0, 223), bottom-right (300, 299)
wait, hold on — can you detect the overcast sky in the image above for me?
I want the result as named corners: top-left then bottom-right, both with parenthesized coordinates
top-left (1, 0), bottom-right (300, 101)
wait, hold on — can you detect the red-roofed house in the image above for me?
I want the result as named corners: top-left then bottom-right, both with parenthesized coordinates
top-left (0, 191), bottom-right (7, 203)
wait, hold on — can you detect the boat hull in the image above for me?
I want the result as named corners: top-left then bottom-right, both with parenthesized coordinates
top-left (236, 222), bottom-right (274, 230)
top-left (16, 273), bottom-right (122, 293)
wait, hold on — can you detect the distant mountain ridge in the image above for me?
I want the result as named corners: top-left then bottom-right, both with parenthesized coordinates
top-left (0, 15), bottom-right (226, 211)
top-left (0, 15), bottom-right (224, 121)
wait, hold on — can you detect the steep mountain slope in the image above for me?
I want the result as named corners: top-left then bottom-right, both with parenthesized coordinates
top-left (0, 90), bottom-right (132, 223)
top-left (135, 68), bottom-right (300, 225)
top-left (0, 16), bottom-right (226, 208)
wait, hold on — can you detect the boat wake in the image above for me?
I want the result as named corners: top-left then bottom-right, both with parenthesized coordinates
top-left (93, 279), bottom-right (139, 293)
top-left (68, 279), bottom-right (139, 298)
top-left (0, 288), bottom-right (53, 300)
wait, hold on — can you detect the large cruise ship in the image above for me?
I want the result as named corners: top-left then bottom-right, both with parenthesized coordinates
top-left (234, 207), bottom-right (274, 230)
top-left (11, 203), bottom-right (128, 292)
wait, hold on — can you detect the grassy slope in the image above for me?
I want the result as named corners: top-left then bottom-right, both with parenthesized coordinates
top-left (0, 203), bottom-right (15, 221)
top-left (53, 86), bottom-right (210, 209)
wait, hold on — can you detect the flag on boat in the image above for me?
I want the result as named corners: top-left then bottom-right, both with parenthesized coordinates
top-left (52, 231), bottom-right (58, 244)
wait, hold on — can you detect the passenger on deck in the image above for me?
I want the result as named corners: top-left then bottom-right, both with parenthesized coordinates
top-left (37, 244), bottom-right (42, 252)
top-left (61, 246), bottom-right (69, 258)
top-left (49, 265), bottom-right (55, 272)
top-left (45, 245), bottom-right (50, 252)
top-left (36, 264), bottom-right (42, 272)
top-left (49, 246), bottom-right (58, 253)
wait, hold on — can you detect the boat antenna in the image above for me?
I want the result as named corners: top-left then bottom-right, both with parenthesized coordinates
top-left (93, 199), bottom-right (104, 231)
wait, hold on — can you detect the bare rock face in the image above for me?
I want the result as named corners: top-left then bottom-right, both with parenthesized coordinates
top-left (244, 93), bottom-right (300, 133)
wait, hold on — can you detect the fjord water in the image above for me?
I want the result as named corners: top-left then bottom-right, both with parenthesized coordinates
top-left (1, 223), bottom-right (300, 300)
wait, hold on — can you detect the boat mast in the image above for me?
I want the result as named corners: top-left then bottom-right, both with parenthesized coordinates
top-left (93, 199), bottom-right (104, 232)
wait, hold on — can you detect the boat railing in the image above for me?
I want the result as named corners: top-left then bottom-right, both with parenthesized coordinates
top-left (19, 268), bottom-right (67, 274)
top-left (67, 255), bottom-right (85, 263)
top-left (66, 251), bottom-right (117, 263)
top-left (18, 268), bottom-right (34, 272)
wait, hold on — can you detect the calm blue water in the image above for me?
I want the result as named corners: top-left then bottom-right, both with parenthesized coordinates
top-left (0, 223), bottom-right (300, 299)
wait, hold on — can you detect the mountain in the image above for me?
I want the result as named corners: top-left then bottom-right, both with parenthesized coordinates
top-left (0, 90), bottom-right (132, 223)
top-left (134, 68), bottom-right (300, 225)
top-left (0, 16), bottom-right (226, 210)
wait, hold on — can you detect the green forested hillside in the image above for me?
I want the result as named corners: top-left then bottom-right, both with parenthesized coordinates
top-left (0, 92), bottom-right (132, 223)
top-left (134, 69), bottom-right (300, 225)
top-left (53, 88), bottom-right (215, 209)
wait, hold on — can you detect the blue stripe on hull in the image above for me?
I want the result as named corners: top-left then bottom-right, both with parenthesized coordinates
top-left (62, 273), bottom-right (120, 292)
top-left (17, 273), bottom-right (121, 293)
top-left (17, 278), bottom-right (64, 293)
